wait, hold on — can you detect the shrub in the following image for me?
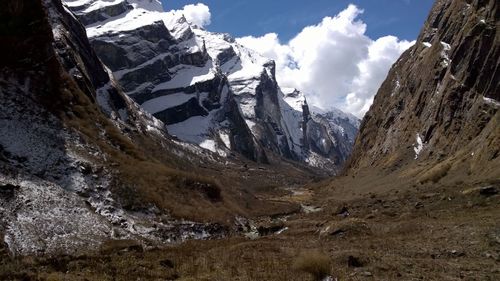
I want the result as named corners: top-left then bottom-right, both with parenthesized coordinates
top-left (293, 250), bottom-right (331, 281)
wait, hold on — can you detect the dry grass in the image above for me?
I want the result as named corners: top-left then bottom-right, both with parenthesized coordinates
top-left (293, 250), bottom-right (331, 280)
top-left (1, 176), bottom-right (499, 281)
top-left (418, 161), bottom-right (452, 183)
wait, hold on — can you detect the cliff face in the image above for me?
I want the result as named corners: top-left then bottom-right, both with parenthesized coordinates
top-left (347, 0), bottom-right (499, 182)
top-left (64, 0), bottom-right (359, 171)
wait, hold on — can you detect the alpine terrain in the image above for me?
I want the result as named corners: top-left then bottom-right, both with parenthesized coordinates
top-left (0, 0), bottom-right (499, 280)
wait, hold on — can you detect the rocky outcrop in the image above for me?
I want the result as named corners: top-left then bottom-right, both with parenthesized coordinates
top-left (346, 0), bottom-right (500, 182)
top-left (65, 0), bottom-right (359, 170)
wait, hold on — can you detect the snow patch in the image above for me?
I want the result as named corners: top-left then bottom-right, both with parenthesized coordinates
top-left (80, 0), bottom-right (126, 14)
top-left (167, 112), bottom-right (214, 145)
top-left (391, 78), bottom-right (401, 97)
top-left (440, 41), bottom-right (452, 68)
top-left (199, 139), bottom-right (216, 152)
top-left (301, 204), bottom-right (323, 214)
top-left (483, 96), bottom-right (500, 107)
top-left (153, 62), bottom-right (215, 91)
top-left (219, 132), bottom-right (231, 148)
top-left (85, 1), bottom-right (165, 38)
top-left (245, 119), bottom-right (256, 131)
top-left (275, 227), bottom-right (289, 235)
top-left (413, 134), bottom-right (424, 159)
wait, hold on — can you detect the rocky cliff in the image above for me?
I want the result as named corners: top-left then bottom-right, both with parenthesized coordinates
top-left (64, 0), bottom-right (359, 170)
top-left (346, 0), bottom-right (499, 183)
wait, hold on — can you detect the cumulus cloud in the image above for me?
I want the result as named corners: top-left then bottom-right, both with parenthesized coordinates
top-left (237, 5), bottom-right (414, 117)
top-left (175, 3), bottom-right (211, 27)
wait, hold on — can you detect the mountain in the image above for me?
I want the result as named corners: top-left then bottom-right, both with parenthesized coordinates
top-left (64, 0), bottom-right (359, 171)
top-left (1, 0), bottom-right (499, 279)
top-left (0, 0), bottom-right (320, 255)
top-left (346, 0), bottom-right (499, 183)
top-left (0, 0), bottom-right (223, 255)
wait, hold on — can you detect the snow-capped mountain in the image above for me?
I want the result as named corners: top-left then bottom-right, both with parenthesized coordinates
top-left (65, 0), bottom-right (359, 170)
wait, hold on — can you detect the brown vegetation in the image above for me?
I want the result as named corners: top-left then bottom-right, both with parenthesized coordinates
top-left (0, 168), bottom-right (499, 280)
top-left (293, 250), bottom-right (331, 280)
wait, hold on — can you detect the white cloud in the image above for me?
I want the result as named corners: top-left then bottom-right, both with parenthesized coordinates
top-left (236, 5), bottom-right (414, 118)
top-left (175, 3), bottom-right (211, 27)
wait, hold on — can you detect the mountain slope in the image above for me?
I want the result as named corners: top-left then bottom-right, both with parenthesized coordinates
top-left (65, 0), bottom-right (359, 171)
top-left (0, 0), bottom-right (226, 255)
top-left (0, 0), bottom-right (320, 255)
top-left (346, 0), bottom-right (499, 184)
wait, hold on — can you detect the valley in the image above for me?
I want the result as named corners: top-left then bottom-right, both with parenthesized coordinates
top-left (1, 170), bottom-right (498, 280)
top-left (0, 0), bottom-right (499, 280)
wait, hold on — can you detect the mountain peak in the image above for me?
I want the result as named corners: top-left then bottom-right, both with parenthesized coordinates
top-left (65, 0), bottom-right (359, 171)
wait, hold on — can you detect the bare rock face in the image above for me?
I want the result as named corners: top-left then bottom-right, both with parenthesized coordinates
top-left (347, 0), bottom-right (500, 182)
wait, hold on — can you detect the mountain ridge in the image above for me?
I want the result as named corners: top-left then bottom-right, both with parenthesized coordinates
top-left (65, 0), bottom-right (360, 171)
top-left (345, 0), bottom-right (499, 184)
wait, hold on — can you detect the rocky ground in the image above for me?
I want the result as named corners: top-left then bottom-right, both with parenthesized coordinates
top-left (1, 169), bottom-right (498, 280)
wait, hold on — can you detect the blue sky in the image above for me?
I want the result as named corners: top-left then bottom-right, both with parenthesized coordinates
top-left (160, 1), bottom-right (435, 116)
top-left (162, 0), bottom-right (435, 42)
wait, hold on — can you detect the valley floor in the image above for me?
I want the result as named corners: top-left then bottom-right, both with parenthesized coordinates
top-left (1, 171), bottom-right (499, 281)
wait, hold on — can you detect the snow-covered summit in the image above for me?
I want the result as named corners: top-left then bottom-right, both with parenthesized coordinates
top-left (65, 0), bottom-right (163, 12)
top-left (64, 0), bottom-right (359, 170)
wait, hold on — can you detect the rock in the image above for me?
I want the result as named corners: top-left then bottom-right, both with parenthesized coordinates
top-left (256, 221), bottom-right (286, 236)
top-left (347, 255), bottom-right (364, 268)
top-left (364, 213), bottom-right (376, 220)
top-left (302, 204), bottom-right (323, 214)
top-left (479, 186), bottom-right (498, 197)
top-left (0, 183), bottom-right (20, 199)
top-left (74, 1), bottom-right (132, 26)
top-left (234, 216), bottom-right (252, 233)
top-left (449, 250), bottom-right (466, 257)
top-left (335, 206), bottom-right (350, 218)
top-left (362, 271), bottom-right (373, 277)
top-left (320, 219), bottom-right (371, 237)
top-left (159, 259), bottom-right (175, 268)
top-left (99, 240), bottom-right (144, 255)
